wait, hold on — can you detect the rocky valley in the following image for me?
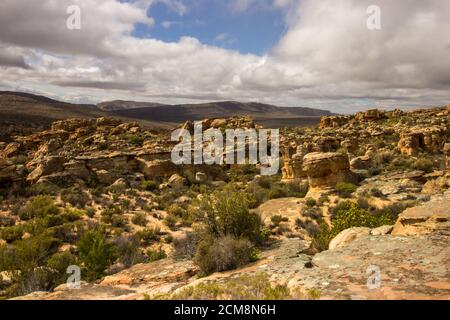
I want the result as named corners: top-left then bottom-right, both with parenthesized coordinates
top-left (0, 102), bottom-right (449, 300)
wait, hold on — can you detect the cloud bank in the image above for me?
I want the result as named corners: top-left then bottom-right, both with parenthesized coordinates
top-left (0, 0), bottom-right (449, 113)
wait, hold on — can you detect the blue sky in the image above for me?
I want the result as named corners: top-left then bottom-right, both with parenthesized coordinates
top-left (131, 1), bottom-right (287, 55)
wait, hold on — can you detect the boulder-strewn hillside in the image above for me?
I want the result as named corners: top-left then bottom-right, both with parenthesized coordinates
top-left (0, 105), bottom-right (449, 300)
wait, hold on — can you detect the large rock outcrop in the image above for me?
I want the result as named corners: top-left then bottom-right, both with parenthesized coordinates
top-left (302, 152), bottom-right (357, 190)
top-left (392, 191), bottom-right (450, 236)
top-left (398, 126), bottom-right (448, 155)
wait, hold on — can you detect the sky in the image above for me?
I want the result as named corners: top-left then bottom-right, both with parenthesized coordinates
top-left (0, 0), bottom-right (449, 114)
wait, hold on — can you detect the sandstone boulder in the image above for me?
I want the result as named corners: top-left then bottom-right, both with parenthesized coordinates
top-left (160, 173), bottom-right (187, 190)
top-left (302, 152), bottom-right (357, 190)
top-left (2, 142), bottom-right (21, 158)
top-left (392, 192), bottom-right (450, 236)
top-left (0, 158), bottom-right (18, 182)
top-left (319, 116), bottom-right (350, 129)
top-left (329, 227), bottom-right (371, 250)
top-left (355, 109), bottom-right (386, 122)
top-left (138, 159), bottom-right (178, 179)
top-left (64, 160), bottom-right (91, 181)
top-left (27, 156), bottom-right (66, 182)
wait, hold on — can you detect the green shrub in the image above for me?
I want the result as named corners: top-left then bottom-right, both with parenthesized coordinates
top-left (132, 212), bottom-right (147, 226)
top-left (0, 225), bottom-right (24, 243)
top-left (311, 222), bottom-right (332, 252)
top-left (268, 184), bottom-right (288, 199)
top-left (268, 182), bottom-right (308, 200)
top-left (46, 252), bottom-right (79, 283)
top-left (0, 215), bottom-right (15, 227)
top-left (412, 158), bottom-right (434, 173)
top-left (0, 234), bottom-right (60, 297)
top-left (311, 201), bottom-right (398, 252)
top-left (137, 227), bottom-right (160, 245)
top-left (335, 183), bottom-right (358, 198)
top-left (107, 183), bottom-right (127, 195)
top-left (194, 235), bottom-right (258, 276)
top-left (318, 195), bottom-right (330, 205)
top-left (304, 207), bottom-right (322, 220)
top-left (270, 215), bottom-right (288, 228)
top-left (123, 134), bottom-right (144, 146)
top-left (305, 198), bottom-right (317, 208)
top-left (18, 196), bottom-right (60, 221)
top-left (193, 185), bottom-right (266, 244)
top-left (62, 207), bottom-right (85, 222)
top-left (166, 204), bottom-right (185, 217)
top-left (141, 180), bottom-right (158, 191)
top-left (101, 205), bottom-right (121, 224)
top-left (111, 215), bottom-right (128, 228)
top-left (61, 188), bottom-right (90, 208)
top-left (85, 207), bottom-right (96, 218)
top-left (166, 204), bottom-right (192, 227)
top-left (147, 247), bottom-right (167, 262)
top-left (164, 215), bottom-right (178, 230)
top-left (77, 228), bottom-right (116, 281)
top-left (331, 201), bottom-right (395, 238)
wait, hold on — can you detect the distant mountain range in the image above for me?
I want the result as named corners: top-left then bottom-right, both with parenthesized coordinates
top-left (0, 91), bottom-right (332, 141)
top-left (98, 100), bottom-right (333, 127)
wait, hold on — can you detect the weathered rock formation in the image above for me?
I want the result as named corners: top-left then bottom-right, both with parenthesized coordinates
top-left (398, 126), bottom-right (448, 155)
top-left (355, 109), bottom-right (386, 122)
top-left (319, 116), bottom-right (350, 129)
top-left (302, 152), bottom-right (357, 190)
top-left (281, 144), bottom-right (307, 181)
top-left (392, 191), bottom-right (450, 236)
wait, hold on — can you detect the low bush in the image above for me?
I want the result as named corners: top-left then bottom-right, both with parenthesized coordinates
top-left (0, 234), bottom-right (60, 297)
top-left (163, 215), bottom-right (178, 230)
top-left (141, 180), bottom-right (158, 191)
top-left (310, 201), bottom-right (399, 252)
top-left (173, 232), bottom-right (201, 260)
top-left (194, 235), bottom-right (258, 276)
top-left (193, 184), bottom-right (266, 244)
top-left (46, 252), bottom-right (79, 283)
top-left (61, 188), bottom-right (91, 208)
top-left (77, 228), bottom-right (116, 281)
top-left (270, 215), bottom-right (288, 228)
top-left (305, 198), bottom-right (317, 208)
top-left (147, 247), bottom-right (167, 262)
top-left (335, 183), bottom-right (358, 198)
top-left (137, 227), bottom-right (160, 245)
top-left (18, 196), bottom-right (60, 221)
top-left (114, 235), bottom-right (146, 267)
top-left (131, 212), bottom-right (147, 226)
top-left (412, 158), bottom-right (434, 173)
top-left (0, 225), bottom-right (24, 243)
top-left (171, 273), bottom-right (291, 300)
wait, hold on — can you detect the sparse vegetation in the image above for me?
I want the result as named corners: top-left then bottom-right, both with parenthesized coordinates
top-left (335, 183), bottom-right (358, 198)
top-left (147, 247), bottom-right (167, 262)
top-left (170, 273), bottom-right (292, 300)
